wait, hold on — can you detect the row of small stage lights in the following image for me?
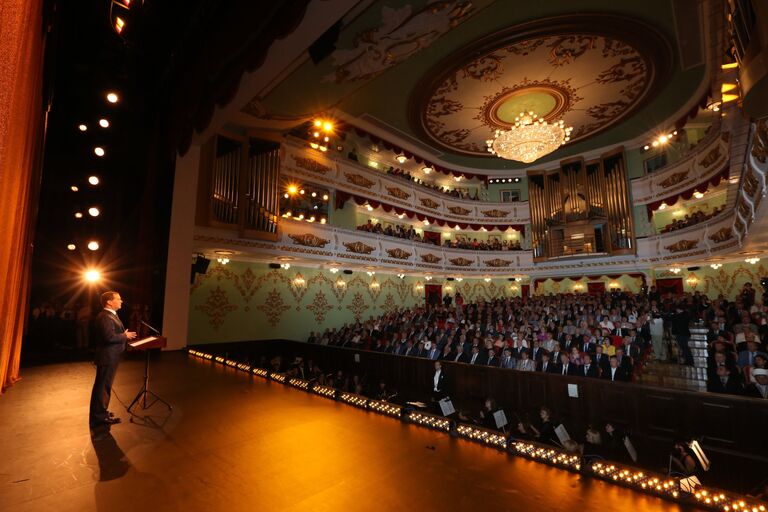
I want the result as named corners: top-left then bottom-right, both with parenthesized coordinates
top-left (186, 348), bottom-right (766, 512)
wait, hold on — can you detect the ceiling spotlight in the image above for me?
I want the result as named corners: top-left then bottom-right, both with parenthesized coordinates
top-left (659, 135), bottom-right (668, 144)
top-left (422, 166), bottom-right (432, 174)
top-left (745, 257), bottom-right (760, 264)
top-left (280, 263), bottom-right (291, 270)
top-left (314, 120), bottom-right (322, 127)
top-left (424, 275), bottom-right (432, 280)
top-left (94, 147), bottom-right (105, 157)
top-left (88, 207), bottom-right (100, 217)
top-left (106, 92), bottom-right (119, 103)
top-left (322, 194), bottom-right (329, 201)
top-left (669, 267), bottom-right (681, 274)
top-left (455, 277), bottom-right (463, 282)
top-left (78, 124), bottom-right (88, 132)
top-left (284, 193), bottom-right (289, 199)
top-left (710, 263), bottom-right (722, 269)
top-left (396, 155), bottom-right (407, 164)
top-left (99, 119), bottom-right (110, 128)
top-left (693, 191), bottom-right (704, 199)
top-left (397, 273), bottom-right (405, 279)
top-left (643, 145), bottom-right (650, 150)
top-left (484, 278), bottom-right (491, 282)
top-left (67, 244), bottom-right (76, 251)
top-left (287, 185), bottom-right (298, 195)
top-left (329, 267), bottom-right (339, 274)
top-left (87, 241), bottom-right (100, 251)
top-left (84, 269), bottom-right (101, 283)
top-left (514, 177), bottom-right (520, 183)
top-left (88, 176), bottom-right (100, 185)
top-left (299, 189), bottom-right (305, 195)
top-left (74, 212), bottom-right (83, 219)
top-left (652, 140), bottom-right (659, 147)
top-left (311, 192), bottom-right (317, 198)
top-left (323, 121), bottom-right (333, 132)
top-left (217, 257), bottom-right (229, 265)
top-left (320, 218), bottom-right (327, 224)
top-left (70, 185), bottom-right (79, 192)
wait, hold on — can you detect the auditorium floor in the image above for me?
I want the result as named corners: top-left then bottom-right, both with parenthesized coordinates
top-left (1, 352), bottom-right (706, 512)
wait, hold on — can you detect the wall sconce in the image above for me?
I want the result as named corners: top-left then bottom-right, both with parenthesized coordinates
top-left (686, 274), bottom-right (699, 288)
top-left (484, 278), bottom-right (491, 283)
top-left (366, 271), bottom-right (376, 276)
top-left (573, 283), bottom-right (584, 291)
top-left (425, 275), bottom-right (432, 281)
top-left (280, 263), bottom-right (291, 270)
top-left (444, 285), bottom-right (453, 292)
top-left (455, 277), bottom-right (463, 282)
top-left (608, 281), bottom-right (620, 289)
top-left (329, 267), bottom-right (339, 274)
top-left (336, 278), bottom-right (346, 288)
top-left (415, 283), bottom-right (424, 291)
top-left (510, 285), bottom-right (519, 292)
top-left (293, 274), bottom-right (305, 287)
top-left (370, 281), bottom-right (380, 289)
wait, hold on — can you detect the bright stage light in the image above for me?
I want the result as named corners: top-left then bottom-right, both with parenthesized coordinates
top-left (78, 124), bottom-right (88, 132)
top-left (67, 244), bottom-right (76, 251)
top-left (84, 269), bottom-right (101, 283)
top-left (94, 147), bottom-right (105, 157)
top-left (99, 119), bottom-right (110, 128)
top-left (87, 241), bottom-right (100, 251)
top-left (106, 92), bottom-right (119, 103)
top-left (88, 176), bottom-right (100, 185)
top-left (74, 212), bottom-right (83, 219)
top-left (88, 207), bottom-right (100, 217)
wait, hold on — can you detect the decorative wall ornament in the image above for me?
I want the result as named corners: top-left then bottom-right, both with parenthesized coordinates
top-left (234, 267), bottom-right (258, 311)
top-left (664, 239), bottom-right (698, 253)
top-left (346, 292), bottom-right (370, 322)
top-left (288, 233), bottom-right (331, 248)
top-left (385, 187), bottom-right (411, 200)
top-left (698, 146), bottom-right (722, 168)
top-left (484, 258), bottom-right (511, 267)
top-left (447, 206), bottom-right (472, 216)
top-left (381, 293), bottom-right (399, 314)
top-left (306, 290), bottom-right (333, 324)
top-left (480, 209), bottom-right (510, 218)
top-left (709, 227), bottom-right (733, 243)
top-left (420, 253), bottom-right (442, 263)
top-left (344, 241), bottom-right (376, 254)
top-left (386, 248), bottom-right (412, 259)
top-left (308, 272), bottom-right (347, 302)
top-left (419, 197), bottom-right (440, 209)
top-left (195, 286), bottom-right (238, 330)
top-left (344, 173), bottom-right (375, 188)
top-left (658, 171), bottom-right (689, 188)
top-left (257, 288), bottom-right (291, 327)
top-left (449, 257), bottom-right (474, 266)
top-left (291, 155), bottom-right (331, 174)
top-left (321, 1), bottom-right (474, 84)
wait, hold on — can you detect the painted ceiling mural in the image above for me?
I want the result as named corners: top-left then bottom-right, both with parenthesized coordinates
top-left (416, 33), bottom-right (655, 155)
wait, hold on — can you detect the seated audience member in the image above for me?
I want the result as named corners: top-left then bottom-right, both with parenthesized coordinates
top-left (537, 352), bottom-right (554, 373)
top-left (602, 356), bottom-right (629, 382)
top-left (580, 353), bottom-right (599, 378)
top-left (569, 346), bottom-right (584, 366)
top-left (557, 352), bottom-right (577, 376)
top-left (530, 407), bottom-right (558, 446)
top-left (738, 339), bottom-right (767, 368)
top-left (478, 398), bottom-right (499, 430)
top-left (594, 345), bottom-right (610, 373)
top-left (516, 349), bottom-right (535, 371)
top-left (745, 368), bottom-right (768, 399)
top-left (500, 348), bottom-right (516, 369)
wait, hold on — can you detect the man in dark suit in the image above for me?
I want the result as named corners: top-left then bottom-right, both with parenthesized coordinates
top-left (537, 352), bottom-right (555, 373)
top-left (579, 353), bottom-right (599, 378)
top-left (89, 291), bottom-right (136, 428)
top-left (556, 352), bottom-right (577, 376)
top-left (432, 361), bottom-right (448, 400)
top-left (594, 345), bottom-right (610, 374)
top-left (602, 356), bottom-right (629, 382)
top-left (452, 344), bottom-right (469, 363)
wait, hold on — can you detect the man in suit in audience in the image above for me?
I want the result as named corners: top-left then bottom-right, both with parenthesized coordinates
top-left (427, 342), bottom-right (441, 360)
top-left (469, 345), bottom-right (487, 365)
top-left (580, 353), bottom-right (599, 378)
top-left (453, 344), bottom-right (469, 363)
top-left (602, 356), bottom-right (629, 382)
top-left (500, 348), bottom-right (516, 369)
top-left (537, 352), bottom-right (555, 373)
top-left (594, 345), bottom-right (610, 374)
top-left (89, 291), bottom-right (137, 429)
top-left (530, 340), bottom-right (544, 362)
top-left (556, 352), bottom-right (577, 376)
top-left (486, 348), bottom-right (499, 367)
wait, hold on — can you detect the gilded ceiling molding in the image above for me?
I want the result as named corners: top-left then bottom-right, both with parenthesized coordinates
top-left (343, 241), bottom-right (376, 254)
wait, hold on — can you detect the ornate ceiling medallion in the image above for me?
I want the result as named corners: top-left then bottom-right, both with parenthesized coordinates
top-left (410, 15), bottom-right (672, 157)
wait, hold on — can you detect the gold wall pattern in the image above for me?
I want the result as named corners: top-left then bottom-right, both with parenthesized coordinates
top-left (306, 290), bottom-right (334, 323)
top-left (382, 293), bottom-right (399, 314)
top-left (195, 286), bottom-right (238, 330)
top-left (346, 292), bottom-right (370, 322)
top-left (257, 288), bottom-right (291, 327)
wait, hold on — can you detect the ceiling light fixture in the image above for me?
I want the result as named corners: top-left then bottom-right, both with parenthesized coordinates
top-left (487, 111), bottom-right (572, 163)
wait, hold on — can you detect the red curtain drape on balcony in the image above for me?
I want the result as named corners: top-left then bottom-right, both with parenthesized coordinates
top-left (0, 0), bottom-right (45, 393)
top-left (655, 278), bottom-right (684, 296)
top-left (645, 167), bottom-right (729, 220)
top-left (587, 282), bottom-right (606, 295)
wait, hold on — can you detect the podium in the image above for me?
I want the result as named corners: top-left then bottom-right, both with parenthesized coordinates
top-left (127, 335), bottom-right (172, 415)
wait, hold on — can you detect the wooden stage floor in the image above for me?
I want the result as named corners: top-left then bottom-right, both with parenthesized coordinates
top-left (0, 352), bottom-right (705, 511)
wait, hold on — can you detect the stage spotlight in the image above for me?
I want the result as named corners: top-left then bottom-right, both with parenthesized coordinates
top-left (88, 176), bottom-right (100, 185)
top-left (87, 241), bottom-right (100, 251)
top-left (94, 147), bottom-right (105, 157)
top-left (88, 207), bottom-right (100, 217)
top-left (78, 124), bottom-right (88, 132)
top-left (99, 119), bottom-right (110, 128)
top-left (70, 185), bottom-right (79, 192)
top-left (84, 269), bottom-right (101, 283)
top-left (67, 244), bottom-right (76, 251)
top-left (106, 92), bottom-right (119, 103)
top-left (74, 212), bottom-right (83, 219)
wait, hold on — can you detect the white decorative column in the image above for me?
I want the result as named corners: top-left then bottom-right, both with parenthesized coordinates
top-left (162, 146), bottom-right (201, 350)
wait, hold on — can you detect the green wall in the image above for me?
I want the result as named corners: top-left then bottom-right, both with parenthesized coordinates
top-left (534, 274), bottom-right (646, 295)
top-left (653, 260), bottom-right (766, 301)
top-left (650, 192), bottom-right (726, 231)
top-left (189, 262), bottom-right (528, 344)
top-left (486, 178), bottom-right (528, 202)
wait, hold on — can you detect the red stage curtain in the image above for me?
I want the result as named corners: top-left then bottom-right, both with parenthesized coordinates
top-left (0, 0), bottom-right (45, 393)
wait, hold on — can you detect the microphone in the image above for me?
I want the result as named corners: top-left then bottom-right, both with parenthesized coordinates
top-left (141, 320), bottom-right (161, 335)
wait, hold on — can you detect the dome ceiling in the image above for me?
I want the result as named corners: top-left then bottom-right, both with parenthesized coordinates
top-left (240, 0), bottom-right (705, 172)
top-left (411, 16), bottom-right (671, 156)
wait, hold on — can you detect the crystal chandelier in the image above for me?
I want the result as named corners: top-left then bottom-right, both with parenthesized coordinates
top-left (486, 112), bottom-right (573, 164)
